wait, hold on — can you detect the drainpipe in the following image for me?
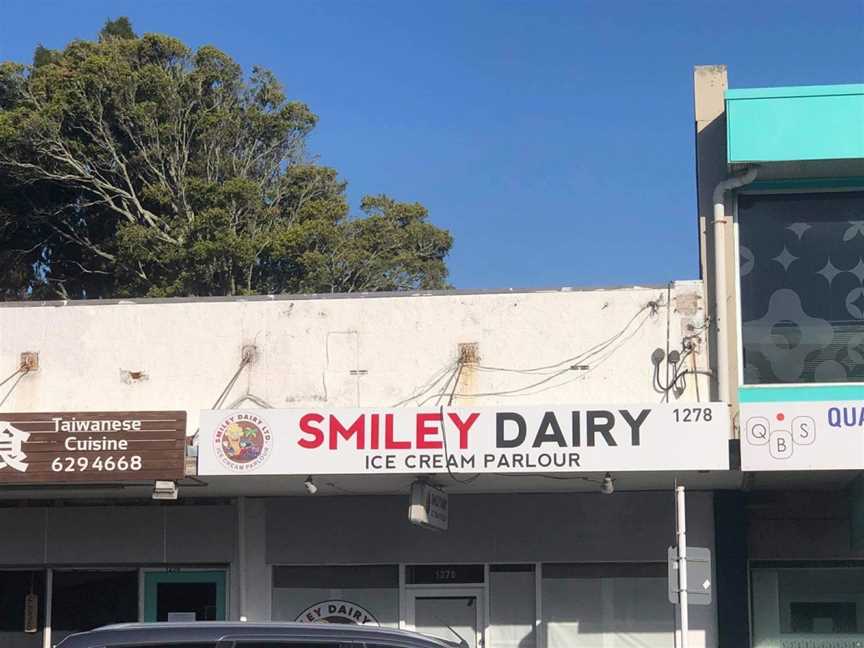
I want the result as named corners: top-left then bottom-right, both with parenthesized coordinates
top-left (712, 167), bottom-right (758, 404)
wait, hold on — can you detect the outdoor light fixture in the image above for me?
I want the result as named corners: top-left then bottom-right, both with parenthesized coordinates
top-left (152, 480), bottom-right (179, 501)
top-left (304, 476), bottom-right (318, 495)
top-left (600, 473), bottom-right (615, 495)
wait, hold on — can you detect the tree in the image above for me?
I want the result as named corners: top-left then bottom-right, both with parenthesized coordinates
top-left (0, 19), bottom-right (452, 298)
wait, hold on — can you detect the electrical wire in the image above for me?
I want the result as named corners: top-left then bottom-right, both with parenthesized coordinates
top-left (189, 357), bottom-right (254, 445)
top-left (211, 358), bottom-right (251, 409)
top-left (475, 299), bottom-right (659, 375)
top-left (663, 282), bottom-right (672, 403)
top-left (653, 345), bottom-right (695, 397)
top-left (691, 352), bottom-right (701, 402)
top-left (0, 370), bottom-right (28, 408)
top-left (504, 316), bottom-right (653, 398)
top-left (0, 367), bottom-right (25, 390)
top-left (438, 362), bottom-right (481, 485)
top-left (423, 307), bottom-right (653, 401)
top-left (391, 362), bottom-right (458, 407)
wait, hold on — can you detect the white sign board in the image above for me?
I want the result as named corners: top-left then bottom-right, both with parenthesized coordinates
top-left (741, 400), bottom-right (864, 470)
top-left (198, 404), bottom-right (729, 476)
top-left (409, 481), bottom-right (449, 531)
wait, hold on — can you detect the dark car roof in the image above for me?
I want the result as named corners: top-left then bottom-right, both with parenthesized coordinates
top-left (56, 622), bottom-right (460, 648)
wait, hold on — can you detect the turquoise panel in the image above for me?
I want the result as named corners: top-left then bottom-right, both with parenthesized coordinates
top-left (739, 385), bottom-right (864, 403)
top-left (726, 84), bottom-right (864, 163)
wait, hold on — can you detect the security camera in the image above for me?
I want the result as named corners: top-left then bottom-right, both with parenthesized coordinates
top-left (600, 473), bottom-right (615, 495)
top-left (304, 476), bottom-right (318, 495)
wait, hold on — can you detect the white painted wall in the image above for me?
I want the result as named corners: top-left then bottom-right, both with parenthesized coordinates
top-left (0, 283), bottom-right (719, 647)
top-left (0, 283), bottom-right (710, 433)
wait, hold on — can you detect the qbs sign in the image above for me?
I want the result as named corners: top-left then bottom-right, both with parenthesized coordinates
top-left (741, 400), bottom-right (864, 470)
top-left (0, 411), bottom-right (186, 483)
top-left (198, 404), bottom-right (729, 476)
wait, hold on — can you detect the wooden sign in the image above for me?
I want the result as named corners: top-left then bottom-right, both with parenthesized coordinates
top-left (0, 411), bottom-right (186, 483)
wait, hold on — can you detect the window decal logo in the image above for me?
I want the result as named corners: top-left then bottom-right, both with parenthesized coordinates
top-left (295, 600), bottom-right (379, 626)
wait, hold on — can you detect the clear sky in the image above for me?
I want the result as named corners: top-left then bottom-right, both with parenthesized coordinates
top-left (2, 1), bottom-right (862, 290)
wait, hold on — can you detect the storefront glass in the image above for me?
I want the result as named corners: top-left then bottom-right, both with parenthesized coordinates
top-left (541, 563), bottom-right (672, 648)
top-left (738, 191), bottom-right (864, 385)
top-left (52, 570), bottom-right (138, 643)
top-left (0, 571), bottom-right (44, 648)
top-left (752, 564), bottom-right (864, 648)
top-left (272, 566), bottom-right (399, 627)
top-left (490, 565), bottom-right (536, 648)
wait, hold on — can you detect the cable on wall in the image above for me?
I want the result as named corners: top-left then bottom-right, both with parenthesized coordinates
top-left (0, 369), bottom-right (28, 408)
top-left (437, 361), bottom-right (481, 485)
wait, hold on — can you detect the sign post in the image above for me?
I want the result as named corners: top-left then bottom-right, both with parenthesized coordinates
top-left (676, 484), bottom-right (689, 648)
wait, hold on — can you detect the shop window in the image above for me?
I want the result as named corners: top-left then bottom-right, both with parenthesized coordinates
top-left (272, 566), bottom-right (398, 628)
top-left (541, 563), bottom-right (671, 648)
top-left (407, 565), bottom-right (484, 585)
top-left (738, 191), bottom-right (864, 385)
top-left (52, 570), bottom-right (138, 636)
top-left (490, 565), bottom-right (535, 648)
top-left (0, 571), bottom-right (45, 648)
top-left (752, 564), bottom-right (864, 648)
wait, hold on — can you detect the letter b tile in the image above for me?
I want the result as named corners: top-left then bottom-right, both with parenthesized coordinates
top-left (769, 429), bottom-right (793, 460)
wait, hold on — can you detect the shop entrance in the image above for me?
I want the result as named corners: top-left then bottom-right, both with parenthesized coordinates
top-left (407, 587), bottom-right (484, 648)
top-left (143, 571), bottom-right (226, 622)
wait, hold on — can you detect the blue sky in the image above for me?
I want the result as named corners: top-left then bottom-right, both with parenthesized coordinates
top-left (2, 1), bottom-right (862, 289)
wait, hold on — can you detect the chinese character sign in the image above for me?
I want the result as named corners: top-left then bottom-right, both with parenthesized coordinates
top-left (0, 421), bottom-right (30, 472)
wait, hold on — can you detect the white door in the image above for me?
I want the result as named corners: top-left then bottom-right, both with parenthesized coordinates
top-left (406, 587), bottom-right (485, 648)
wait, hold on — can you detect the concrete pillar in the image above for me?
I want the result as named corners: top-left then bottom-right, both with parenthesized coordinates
top-left (232, 497), bottom-right (269, 621)
top-left (694, 65), bottom-right (739, 410)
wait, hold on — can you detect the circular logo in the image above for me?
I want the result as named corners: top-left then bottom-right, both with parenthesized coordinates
top-left (295, 600), bottom-right (379, 626)
top-left (213, 413), bottom-right (273, 472)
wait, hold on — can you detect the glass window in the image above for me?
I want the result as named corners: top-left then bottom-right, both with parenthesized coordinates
top-left (272, 566), bottom-right (398, 628)
top-left (738, 191), bottom-right (864, 384)
top-left (490, 565), bottom-right (535, 648)
top-left (407, 565), bottom-right (484, 585)
top-left (0, 571), bottom-right (45, 648)
top-left (541, 563), bottom-right (671, 648)
top-left (52, 570), bottom-right (138, 635)
top-left (0, 571), bottom-right (44, 631)
top-left (752, 564), bottom-right (864, 648)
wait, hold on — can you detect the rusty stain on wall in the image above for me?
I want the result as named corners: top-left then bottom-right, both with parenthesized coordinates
top-left (120, 369), bottom-right (149, 384)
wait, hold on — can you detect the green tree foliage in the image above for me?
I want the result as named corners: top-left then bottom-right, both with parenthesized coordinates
top-left (0, 19), bottom-right (452, 298)
top-left (99, 17), bottom-right (136, 40)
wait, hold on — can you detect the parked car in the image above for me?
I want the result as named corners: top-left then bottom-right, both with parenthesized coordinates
top-left (55, 622), bottom-right (463, 648)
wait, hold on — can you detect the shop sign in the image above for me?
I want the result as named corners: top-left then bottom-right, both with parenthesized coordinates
top-left (741, 401), bottom-right (864, 470)
top-left (198, 404), bottom-right (729, 476)
top-left (409, 481), bottom-right (448, 531)
top-left (296, 600), bottom-right (379, 625)
top-left (0, 411), bottom-right (187, 483)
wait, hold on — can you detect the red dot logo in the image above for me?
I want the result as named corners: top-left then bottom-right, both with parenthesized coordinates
top-left (776, 413), bottom-right (785, 422)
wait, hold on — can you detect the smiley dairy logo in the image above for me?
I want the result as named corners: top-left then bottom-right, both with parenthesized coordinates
top-left (213, 412), bottom-right (273, 472)
top-left (745, 411), bottom-right (816, 460)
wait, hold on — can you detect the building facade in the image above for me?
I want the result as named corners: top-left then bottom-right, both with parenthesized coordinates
top-left (695, 68), bottom-right (864, 648)
top-left (0, 67), bottom-right (861, 648)
top-left (0, 284), bottom-right (727, 648)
